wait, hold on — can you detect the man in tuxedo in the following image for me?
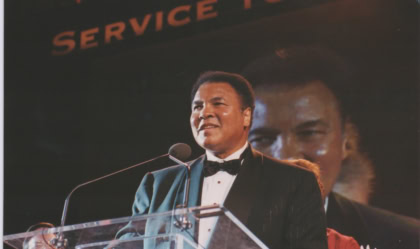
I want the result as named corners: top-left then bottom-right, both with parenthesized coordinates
top-left (118, 71), bottom-right (328, 248)
top-left (242, 46), bottom-right (420, 249)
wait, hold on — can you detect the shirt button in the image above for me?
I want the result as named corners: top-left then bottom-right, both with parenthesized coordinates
top-left (217, 181), bottom-right (221, 184)
top-left (208, 229), bottom-right (211, 232)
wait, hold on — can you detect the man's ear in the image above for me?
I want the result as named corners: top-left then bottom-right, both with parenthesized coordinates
top-left (243, 107), bottom-right (252, 128)
top-left (341, 136), bottom-right (350, 160)
top-left (341, 121), bottom-right (354, 160)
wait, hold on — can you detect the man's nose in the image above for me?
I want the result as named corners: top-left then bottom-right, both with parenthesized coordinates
top-left (271, 136), bottom-right (303, 160)
top-left (199, 104), bottom-right (214, 119)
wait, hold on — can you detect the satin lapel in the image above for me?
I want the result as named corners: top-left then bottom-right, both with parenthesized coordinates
top-left (187, 155), bottom-right (205, 208)
top-left (223, 147), bottom-right (263, 226)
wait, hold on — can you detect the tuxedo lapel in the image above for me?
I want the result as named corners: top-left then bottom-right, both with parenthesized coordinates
top-left (223, 148), bottom-right (263, 226)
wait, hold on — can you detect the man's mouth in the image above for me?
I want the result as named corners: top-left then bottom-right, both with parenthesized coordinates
top-left (198, 123), bottom-right (219, 131)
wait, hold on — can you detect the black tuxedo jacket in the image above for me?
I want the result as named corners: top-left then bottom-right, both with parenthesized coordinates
top-left (120, 147), bottom-right (328, 249)
top-left (327, 192), bottom-right (420, 249)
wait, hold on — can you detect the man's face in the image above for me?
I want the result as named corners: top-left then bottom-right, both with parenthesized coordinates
top-left (249, 81), bottom-right (347, 197)
top-left (190, 82), bottom-right (251, 158)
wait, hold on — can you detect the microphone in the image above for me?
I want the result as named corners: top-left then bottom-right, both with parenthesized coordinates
top-left (53, 143), bottom-right (191, 248)
top-left (168, 143), bottom-right (192, 162)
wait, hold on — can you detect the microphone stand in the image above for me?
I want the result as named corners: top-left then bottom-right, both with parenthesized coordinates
top-left (169, 155), bottom-right (193, 230)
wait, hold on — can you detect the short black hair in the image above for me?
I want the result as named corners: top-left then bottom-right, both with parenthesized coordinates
top-left (241, 45), bottom-right (354, 122)
top-left (190, 71), bottom-right (255, 113)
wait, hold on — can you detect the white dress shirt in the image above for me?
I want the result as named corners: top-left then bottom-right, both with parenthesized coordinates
top-left (324, 196), bottom-right (329, 212)
top-left (198, 142), bottom-right (248, 248)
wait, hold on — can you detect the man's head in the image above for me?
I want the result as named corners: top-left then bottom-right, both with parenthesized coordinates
top-left (243, 46), bottom-right (373, 200)
top-left (190, 71), bottom-right (255, 158)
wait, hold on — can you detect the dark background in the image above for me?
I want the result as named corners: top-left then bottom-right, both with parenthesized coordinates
top-left (4, 0), bottom-right (419, 236)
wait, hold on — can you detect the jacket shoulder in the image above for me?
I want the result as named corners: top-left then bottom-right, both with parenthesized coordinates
top-left (333, 192), bottom-right (420, 236)
top-left (352, 199), bottom-right (419, 233)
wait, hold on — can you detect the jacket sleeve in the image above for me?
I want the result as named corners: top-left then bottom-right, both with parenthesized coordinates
top-left (286, 170), bottom-right (328, 249)
top-left (132, 172), bottom-right (155, 216)
top-left (115, 172), bottom-right (155, 239)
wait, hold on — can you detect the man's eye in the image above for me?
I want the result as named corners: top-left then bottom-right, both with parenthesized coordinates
top-left (193, 105), bottom-right (202, 111)
top-left (250, 136), bottom-right (275, 147)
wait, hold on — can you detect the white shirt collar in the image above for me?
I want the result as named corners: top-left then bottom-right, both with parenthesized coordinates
top-left (324, 196), bottom-right (329, 212)
top-left (206, 142), bottom-right (249, 163)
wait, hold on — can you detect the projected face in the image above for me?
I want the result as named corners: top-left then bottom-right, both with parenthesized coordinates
top-left (191, 82), bottom-right (251, 159)
top-left (249, 81), bottom-right (348, 197)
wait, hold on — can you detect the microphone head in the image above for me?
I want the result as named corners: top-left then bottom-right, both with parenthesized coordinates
top-left (169, 143), bottom-right (192, 161)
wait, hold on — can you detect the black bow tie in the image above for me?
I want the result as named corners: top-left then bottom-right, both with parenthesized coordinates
top-left (203, 159), bottom-right (242, 177)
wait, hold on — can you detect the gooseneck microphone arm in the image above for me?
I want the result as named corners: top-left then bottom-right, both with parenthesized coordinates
top-left (167, 143), bottom-right (193, 230)
top-left (167, 143), bottom-right (192, 211)
top-left (60, 153), bottom-right (170, 228)
top-left (169, 155), bottom-right (191, 209)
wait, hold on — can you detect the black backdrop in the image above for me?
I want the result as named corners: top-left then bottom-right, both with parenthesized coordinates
top-left (4, 0), bottom-right (419, 236)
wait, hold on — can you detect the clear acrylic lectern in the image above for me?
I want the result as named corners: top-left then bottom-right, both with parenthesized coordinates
top-left (4, 205), bottom-right (268, 249)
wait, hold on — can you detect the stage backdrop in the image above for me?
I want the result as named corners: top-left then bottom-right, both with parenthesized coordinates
top-left (4, 0), bottom-right (418, 235)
